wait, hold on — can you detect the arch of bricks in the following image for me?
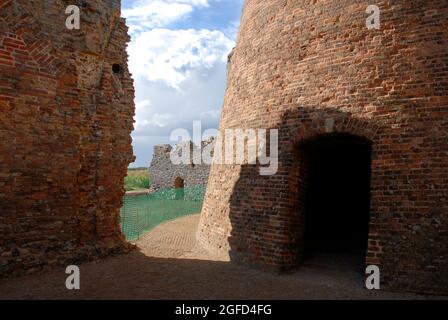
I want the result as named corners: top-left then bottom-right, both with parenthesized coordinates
top-left (291, 116), bottom-right (380, 145)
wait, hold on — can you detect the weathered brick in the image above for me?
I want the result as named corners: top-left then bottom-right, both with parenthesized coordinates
top-left (0, 0), bottom-right (135, 277)
top-left (198, 0), bottom-right (448, 295)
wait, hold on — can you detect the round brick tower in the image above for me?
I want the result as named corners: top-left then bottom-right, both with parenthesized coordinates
top-left (198, 0), bottom-right (448, 294)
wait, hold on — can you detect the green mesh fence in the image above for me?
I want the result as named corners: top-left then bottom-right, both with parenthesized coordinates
top-left (120, 185), bottom-right (206, 241)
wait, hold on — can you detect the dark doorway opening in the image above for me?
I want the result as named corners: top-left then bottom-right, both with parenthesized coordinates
top-left (112, 63), bottom-right (122, 74)
top-left (174, 177), bottom-right (184, 189)
top-left (174, 177), bottom-right (185, 200)
top-left (301, 134), bottom-right (372, 272)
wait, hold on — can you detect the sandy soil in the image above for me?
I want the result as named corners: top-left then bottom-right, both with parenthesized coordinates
top-left (0, 215), bottom-right (445, 300)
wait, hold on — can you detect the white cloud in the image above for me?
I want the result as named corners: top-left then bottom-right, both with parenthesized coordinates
top-left (122, 0), bottom-right (209, 32)
top-left (132, 61), bottom-right (228, 138)
top-left (135, 99), bottom-right (173, 129)
top-left (122, 0), bottom-right (240, 167)
top-left (200, 109), bottom-right (221, 118)
top-left (128, 28), bottom-right (234, 88)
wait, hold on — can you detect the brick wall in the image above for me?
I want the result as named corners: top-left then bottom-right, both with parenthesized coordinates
top-left (198, 0), bottom-right (448, 294)
top-left (0, 0), bottom-right (135, 276)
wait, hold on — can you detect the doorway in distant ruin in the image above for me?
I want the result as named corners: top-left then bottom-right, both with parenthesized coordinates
top-left (174, 177), bottom-right (185, 200)
top-left (299, 133), bottom-right (372, 272)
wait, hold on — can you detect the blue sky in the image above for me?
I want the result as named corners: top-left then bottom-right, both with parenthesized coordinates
top-left (121, 0), bottom-right (244, 167)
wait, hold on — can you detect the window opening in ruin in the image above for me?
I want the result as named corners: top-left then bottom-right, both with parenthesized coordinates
top-left (301, 133), bottom-right (372, 272)
top-left (112, 63), bottom-right (122, 74)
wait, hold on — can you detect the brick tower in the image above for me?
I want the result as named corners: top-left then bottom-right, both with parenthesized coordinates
top-left (198, 0), bottom-right (448, 294)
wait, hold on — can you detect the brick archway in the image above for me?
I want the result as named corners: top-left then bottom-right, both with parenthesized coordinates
top-left (291, 116), bottom-right (380, 146)
top-left (290, 131), bottom-right (373, 270)
top-left (174, 177), bottom-right (185, 189)
top-left (286, 116), bottom-right (379, 268)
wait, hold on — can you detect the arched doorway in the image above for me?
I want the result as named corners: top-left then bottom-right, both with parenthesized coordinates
top-left (174, 177), bottom-right (185, 200)
top-left (299, 133), bottom-right (372, 272)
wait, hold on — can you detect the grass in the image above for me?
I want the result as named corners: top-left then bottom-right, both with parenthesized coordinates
top-left (125, 168), bottom-right (150, 191)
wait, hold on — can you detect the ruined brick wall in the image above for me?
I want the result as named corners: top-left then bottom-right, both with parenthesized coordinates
top-left (198, 0), bottom-right (448, 294)
top-left (0, 0), bottom-right (135, 276)
top-left (149, 138), bottom-right (215, 190)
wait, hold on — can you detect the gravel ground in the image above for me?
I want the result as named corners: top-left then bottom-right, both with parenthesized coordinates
top-left (0, 215), bottom-right (445, 300)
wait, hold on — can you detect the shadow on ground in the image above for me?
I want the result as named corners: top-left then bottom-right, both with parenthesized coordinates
top-left (0, 252), bottom-right (444, 300)
top-left (0, 215), bottom-right (444, 300)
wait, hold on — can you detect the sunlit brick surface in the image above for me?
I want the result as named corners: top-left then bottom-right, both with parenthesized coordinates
top-left (0, 0), bottom-right (135, 276)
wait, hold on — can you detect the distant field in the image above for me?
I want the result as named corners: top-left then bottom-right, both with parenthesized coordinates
top-left (125, 168), bottom-right (150, 191)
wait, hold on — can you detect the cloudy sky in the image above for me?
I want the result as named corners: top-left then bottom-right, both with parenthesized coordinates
top-left (121, 0), bottom-right (244, 167)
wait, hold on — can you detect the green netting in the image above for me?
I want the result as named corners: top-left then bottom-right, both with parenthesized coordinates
top-left (120, 185), bottom-right (206, 241)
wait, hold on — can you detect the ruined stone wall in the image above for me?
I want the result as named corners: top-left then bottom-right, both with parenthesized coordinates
top-left (198, 0), bottom-right (448, 294)
top-left (149, 139), bottom-right (215, 190)
top-left (0, 0), bottom-right (135, 276)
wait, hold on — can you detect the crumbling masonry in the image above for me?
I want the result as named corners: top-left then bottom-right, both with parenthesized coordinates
top-left (0, 0), bottom-right (135, 276)
top-left (149, 138), bottom-right (215, 191)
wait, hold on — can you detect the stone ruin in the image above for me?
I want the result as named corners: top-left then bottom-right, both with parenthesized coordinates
top-left (0, 0), bottom-right (135, 276)
top-left (149, 138), bottom-right (215, 191)
top-left (198, 0), bottom-right (448, 294)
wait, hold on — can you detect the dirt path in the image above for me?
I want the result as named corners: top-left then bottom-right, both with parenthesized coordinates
top-left (0, 215), bottom-right (444, 300)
